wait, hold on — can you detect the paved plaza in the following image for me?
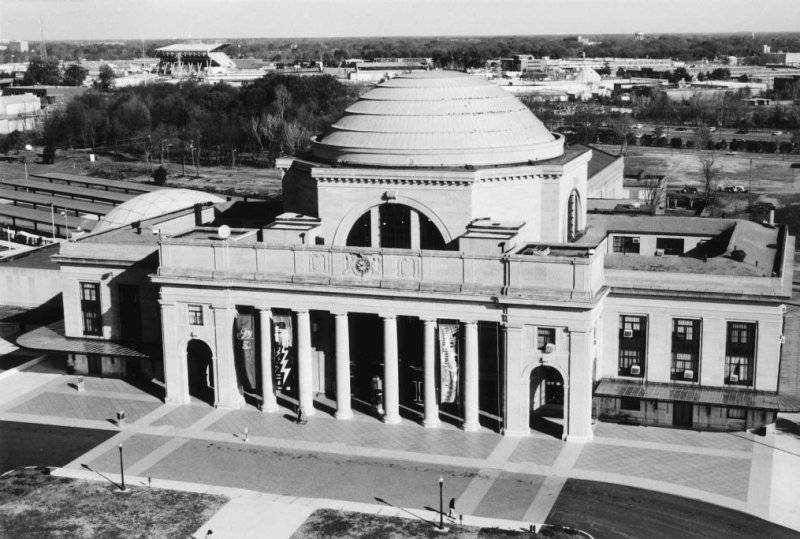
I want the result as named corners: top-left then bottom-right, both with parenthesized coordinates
top-left (0, 362), bottom-right (799, 537)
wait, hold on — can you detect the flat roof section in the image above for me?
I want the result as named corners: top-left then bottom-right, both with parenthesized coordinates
top-left (595, 378), bottom-right (800, 412)
top-left (0, 188), bottom-right (111, 217)
top-left (0, 179), bottom-right (134, 205)
top-left (30, 171), bottom-right (165, 195)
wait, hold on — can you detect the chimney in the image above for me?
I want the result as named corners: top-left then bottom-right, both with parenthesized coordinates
top-left (194, 203), bottom-right (203, 226)
top-left (768, 208), bottom-right (775, 226)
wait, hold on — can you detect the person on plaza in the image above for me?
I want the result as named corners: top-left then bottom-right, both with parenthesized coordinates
top-left (371, 374), bottom-right (384, 416)
top-left (448, 497), bottom-right (456, 519)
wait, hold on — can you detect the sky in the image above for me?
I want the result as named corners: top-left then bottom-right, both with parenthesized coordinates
top-left (2, 0), bottom-right (799, 41)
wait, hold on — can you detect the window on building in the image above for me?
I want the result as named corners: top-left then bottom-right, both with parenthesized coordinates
top-left (612, 235), bottom-right (640, 254)
top-left (537, 327), bottom-right (556, 351)
top-left (567, 190), bottom-right (581, 242)
top-left (618, 315), bottom-right (646, 377)
top-left (671, 319), bottom-right (700, 381)
top-left (656, 237), bottom-right (684, 255)
top-left (725, 322), bottom-right (756, 386)
top-left (620, 397), bottom-right (641, 411)
top-left (727, 407), bottom-right (747, 419)
top-left (188, 304), bottom-right (204, 326)
top-left (80, 282), bottom-right (102, 336)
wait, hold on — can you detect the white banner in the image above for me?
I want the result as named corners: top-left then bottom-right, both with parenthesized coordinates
top-left (439, 322), bottom-right (459, 404)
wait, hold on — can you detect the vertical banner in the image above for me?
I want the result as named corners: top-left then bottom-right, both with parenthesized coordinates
top-left (234, 310), bottom-right (257, 392)
top-left (439, 322), bottom-right (460, 404)
top-left (272, 312), bottom-right (295, 395)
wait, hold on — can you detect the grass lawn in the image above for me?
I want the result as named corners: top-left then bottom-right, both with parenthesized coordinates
top-left (0, 467), bottom-right (226, 537)
top-left (292, 509), bottom-right (583, 538)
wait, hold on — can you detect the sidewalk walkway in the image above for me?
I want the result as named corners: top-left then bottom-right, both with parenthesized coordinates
top-left (1, 363), bottom-right (798, 533)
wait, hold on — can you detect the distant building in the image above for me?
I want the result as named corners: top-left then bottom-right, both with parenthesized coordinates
top-left (155, 42), bottom-right (237, 75)
top-left (762, 44), bottom-right (772, 54)
top-left (634, 32), bottom-right (645, 41)
top-left (0, 93), bottom-right (40, 134)
top-left (2, 85), bottom-right (87, 109)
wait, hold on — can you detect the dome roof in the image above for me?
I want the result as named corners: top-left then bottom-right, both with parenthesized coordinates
top-left (311, 71), bottom-right (563, 168)
top-left (93, 188), bottom-right (225, 233)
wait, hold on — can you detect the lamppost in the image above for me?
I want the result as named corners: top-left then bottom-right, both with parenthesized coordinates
top-left (118, 443), bottom-right (126, 491)
top-left (49, 203), bottom-right (56, 241)
top-left (22, 143), bottom-right (33, 183)
top-left (59, 210), bottom-right (69, 240)
top-left (437, 476), bottom-right (446, 532)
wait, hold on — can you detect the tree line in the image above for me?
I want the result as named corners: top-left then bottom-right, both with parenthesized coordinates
top-left (39, 74), bottom-right (360, 167)
top-left (5, 33), bottom-right (800, 69)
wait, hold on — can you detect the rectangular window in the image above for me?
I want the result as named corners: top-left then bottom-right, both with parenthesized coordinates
top-left (725, 322), bottom-right (756, 386)
top-left (80, 282), bottom-right (102, 336)
top-left (618, 315), bottom-right (646, 377)
top-left (727, 407), bottom-right (747, 419)
top-left (537, 327), bottom-right (556, 351)
top-left (656, 237), bottom-right (684, 255)
top-left (612, 236), bottom-right (640, 254)
top-left (620, 397), bottom-right (641, 411)
top-left (671, 319), bottom-right (700, 381)
top-left (188, 304), bottom-right (204, 326)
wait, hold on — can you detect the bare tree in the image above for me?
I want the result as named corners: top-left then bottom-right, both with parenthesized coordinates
top-left (609, 116), bottom-right (633, 155)
top-left (698, 152), bottom-right (721, 202)
top-left (639, 177), bottom-right (666, 209)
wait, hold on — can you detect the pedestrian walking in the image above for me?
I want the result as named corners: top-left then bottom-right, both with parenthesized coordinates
top-left (448, 497), bottom-right (456, 519)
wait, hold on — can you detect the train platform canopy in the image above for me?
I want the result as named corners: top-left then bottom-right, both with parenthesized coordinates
top-left (30, 172), bottom-right (166, 194)
top-left (0, 187), bottom-right (111, 217)
top-left (595, 378), bottom-right (800, 412)
top-left (17, 320), bottom-right (159, 359)
top-left (0, 178), bottom-right (135, 205)
top-left (155, 43), bottom-right (229, 54)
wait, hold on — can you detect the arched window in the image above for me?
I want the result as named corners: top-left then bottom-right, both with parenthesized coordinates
top-left (345, 204), bottom-right (450, 250)
top-left (567, 190), bottom-right (582, 242)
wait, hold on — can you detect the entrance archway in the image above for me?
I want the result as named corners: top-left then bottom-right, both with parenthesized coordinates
top-left (529, 365), bottom-right (564, 438)
top-left (187, 339), bottom-right (215, 405)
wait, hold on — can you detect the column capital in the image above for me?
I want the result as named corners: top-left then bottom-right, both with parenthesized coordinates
top-left (158, 299), bottom-right (176, 307)
top-left (420, 317), bottom-right (437, 324)
top-left (295, 308), bottom-right (310, 315)
top-left (380, 313), bottom-right (397, 321)
top-left (462, 320), bottom-right (479, 327)
top-left (210, 303), bottom-right (234, 311)
top-left (331, 311), bottom-right (349, 318)
top-left (257, 306), bottom-right (272, 314)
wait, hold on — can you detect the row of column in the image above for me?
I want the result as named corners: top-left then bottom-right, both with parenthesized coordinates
top-left (256, 309), bottom-right (481, 431)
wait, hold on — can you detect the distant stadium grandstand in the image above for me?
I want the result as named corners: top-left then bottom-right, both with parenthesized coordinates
top-left (155, 43), bottom-right (236, 75)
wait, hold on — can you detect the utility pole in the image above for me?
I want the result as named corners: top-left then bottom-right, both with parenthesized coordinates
top-left (748, 158), bottom-right (753, 207)
top-left (39, 18), bottom-right (47, 59)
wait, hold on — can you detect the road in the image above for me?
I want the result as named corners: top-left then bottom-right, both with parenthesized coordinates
top-left (547, 479), bottom-right (800, 539)
top-left (633, 123), bottom-right (792, 143)
top-left (0, 421), bottom-right (115, 473)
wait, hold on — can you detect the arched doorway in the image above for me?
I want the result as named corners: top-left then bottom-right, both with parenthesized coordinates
top-left (530, 365), bottom-right (564, 438)
top-left (187, 339), bottom-right (215, 405)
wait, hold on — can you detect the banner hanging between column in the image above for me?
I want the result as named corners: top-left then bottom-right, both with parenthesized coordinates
top-left (439, 322), bottom-right (459, 404)
top-left (272, 312), bottom-right (295, 396)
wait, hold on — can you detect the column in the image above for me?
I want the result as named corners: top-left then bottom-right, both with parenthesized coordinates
top-left (296, 309), bottom-right (315, 417)
top-left (161, 300), bottom-right (189, 405)
top-left (258, 307), bottom-right (278, 412)
top-left (463, 321), bottom-right (480, 432)
top-left (566, 329), bottom-right (594, 442)
top-left (334, 312), bottom-right (353, 420)
top-left (410, 210), bottom-right (420, 250)
top-left (212, 304), bottom-right (244, 409)
top-left (422, 318), bottom-right (440, 428)
top-left (382, 315), bottom-right (401, 424)
top-left (370, 206), bottom-right (381, 248)
top-left (502, 323), bottom-right (527, 436)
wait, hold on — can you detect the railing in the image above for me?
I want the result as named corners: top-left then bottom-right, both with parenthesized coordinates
top-left (157, 239), bottom-right (605, 303)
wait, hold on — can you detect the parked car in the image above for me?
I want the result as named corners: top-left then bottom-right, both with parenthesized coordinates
top-left (771, 131), bottom-right (783, 136)
top-left (736, 129), bottom-right (749, 134)
top-left (675, 127), bottom-right (687, 132)
top-left (680, 186), bottom-right (698, 193)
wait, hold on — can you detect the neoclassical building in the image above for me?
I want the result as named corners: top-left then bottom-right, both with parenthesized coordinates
top-left (20, 71), bottom-right (800, 441)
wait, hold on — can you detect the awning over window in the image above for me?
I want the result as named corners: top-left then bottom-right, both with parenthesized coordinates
top-left (595, 378), bottom-right (800, 413)
top-left (16, 321), bottom-right (159, 359)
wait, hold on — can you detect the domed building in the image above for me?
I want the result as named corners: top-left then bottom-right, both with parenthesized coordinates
top-left (93, 188), bottom-right (225, 233)
top-left (35, 70), bottom-right (797, 445)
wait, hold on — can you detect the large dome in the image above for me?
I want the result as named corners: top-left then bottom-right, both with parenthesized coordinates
top-left (311, 71), bottom-right (564, 168)
top-left (93, 188), bottom-right (225, 233)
